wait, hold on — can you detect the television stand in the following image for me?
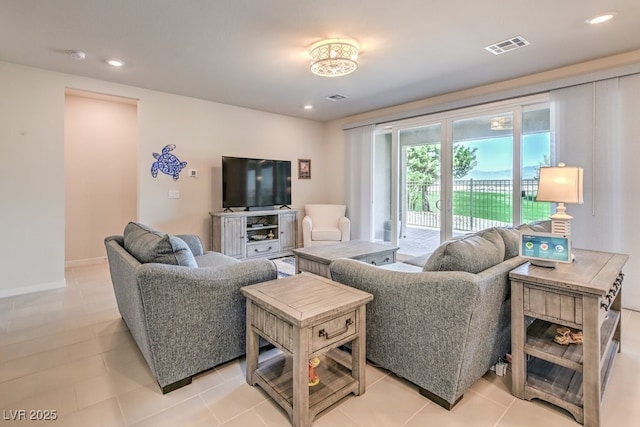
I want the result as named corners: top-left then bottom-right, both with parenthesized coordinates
top-left (210, 209), bottom-right (299, 260)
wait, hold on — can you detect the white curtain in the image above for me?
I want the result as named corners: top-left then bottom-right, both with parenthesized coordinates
top-left (344, 125), bottom-right (375, 241)
top-left (551, 74), bottom-right (640, 310)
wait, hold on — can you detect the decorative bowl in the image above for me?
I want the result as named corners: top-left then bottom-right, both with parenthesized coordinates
top-left (252, 235), bottom-right (267, 241)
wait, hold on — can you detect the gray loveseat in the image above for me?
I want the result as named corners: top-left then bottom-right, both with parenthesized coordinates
top-left (105, 222), bottom-right (277, 393)
top-left (329, 221), bottom-right (550, 409)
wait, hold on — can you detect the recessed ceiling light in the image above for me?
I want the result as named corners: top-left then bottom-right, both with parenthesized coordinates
top-left (585, 12), bottom-right (616, 25)
top-left (106, 59), bottom-right (125, 67)
top-left (303, 105), bottom-right (313, 110)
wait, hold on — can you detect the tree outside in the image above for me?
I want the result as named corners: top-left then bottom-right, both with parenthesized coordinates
top-left (406, 144), bottom-right (477, 211)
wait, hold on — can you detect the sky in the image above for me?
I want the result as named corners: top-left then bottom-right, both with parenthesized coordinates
top-left (462, 133), bottom-right (550, 172)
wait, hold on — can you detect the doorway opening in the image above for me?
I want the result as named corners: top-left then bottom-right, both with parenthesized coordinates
top-left (64, 89), bottom-right (139, 267)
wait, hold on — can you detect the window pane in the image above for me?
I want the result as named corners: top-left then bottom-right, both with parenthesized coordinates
top-left (453, 113), bottom-right (513, 231)
top-left (522, 106), bottom-right (552, 222)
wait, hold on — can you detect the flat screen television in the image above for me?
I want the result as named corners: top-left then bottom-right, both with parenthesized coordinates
top-left (222, 156), bottom-right (291, 210)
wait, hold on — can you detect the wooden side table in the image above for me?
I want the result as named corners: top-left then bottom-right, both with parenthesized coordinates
top-left (509, 249), bottom-right (628, 427)
top-left (241, 273), bottom-right (373, 427)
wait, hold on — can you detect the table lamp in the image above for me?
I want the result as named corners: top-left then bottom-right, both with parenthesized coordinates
top-left (535, 163), bottom-right (584, 236)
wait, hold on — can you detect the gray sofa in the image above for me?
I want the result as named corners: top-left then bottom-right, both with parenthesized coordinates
top-left (104, 222), bottom-right (277, 393)
top-left (329, 221), bottom-right (550, 409)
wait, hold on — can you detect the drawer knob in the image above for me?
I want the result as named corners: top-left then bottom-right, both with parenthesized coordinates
top-left (319, 318), bottom-right (353, 339)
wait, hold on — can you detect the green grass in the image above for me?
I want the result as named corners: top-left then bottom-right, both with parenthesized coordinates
top-left (410, 190), bottom-right (550, 224)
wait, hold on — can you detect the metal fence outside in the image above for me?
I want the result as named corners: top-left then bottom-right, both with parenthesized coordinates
top-left (406, 179), bottom-right (549, 232)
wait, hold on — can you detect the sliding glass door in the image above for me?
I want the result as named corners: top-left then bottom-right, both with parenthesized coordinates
top-left (398, 123), bottom-right (443, 255)
top-left (374, 95), bottom-right (552, 258)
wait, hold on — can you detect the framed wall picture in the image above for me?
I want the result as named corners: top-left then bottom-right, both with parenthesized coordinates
top-left (298, 158), bottom-right (311, 179)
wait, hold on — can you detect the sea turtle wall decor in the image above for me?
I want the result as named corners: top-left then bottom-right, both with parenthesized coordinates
top-left (151, 144), bottom-right (187, 181)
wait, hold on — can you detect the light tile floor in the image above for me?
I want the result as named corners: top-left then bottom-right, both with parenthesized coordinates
top-left (1, 261), bottom-right (639, 426)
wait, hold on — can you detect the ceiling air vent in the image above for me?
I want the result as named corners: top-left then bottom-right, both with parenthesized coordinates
top-left (485, 36), bottom-right (530, 55)
top-left (326, 94), bottom-right (348, 101)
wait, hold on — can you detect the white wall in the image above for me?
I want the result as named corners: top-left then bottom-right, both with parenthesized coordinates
top-left (1, 63), bottom-right (66, 297)
top-left (136, 94), bottom-right (329, 245)
top-left (323, 120), bottom-right (349, 204)
top-left (0, 61), bottom-right (331, 297)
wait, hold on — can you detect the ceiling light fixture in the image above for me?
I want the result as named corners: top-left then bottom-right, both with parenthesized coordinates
top-left (303, 105), bottom-right (313, 110)
top-left (309, 39), bottom-right (359, 77)
top-left (106, 59), bottom-right (125, 67)
top-left (586, 12), bottom-right (616, 25)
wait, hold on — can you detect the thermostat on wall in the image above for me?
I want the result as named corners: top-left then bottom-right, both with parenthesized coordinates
top-left (188, 169), bottom-right (198, 177)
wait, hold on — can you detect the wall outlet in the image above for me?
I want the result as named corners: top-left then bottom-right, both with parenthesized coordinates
top-left (168, 190), bottom-right (180, 199)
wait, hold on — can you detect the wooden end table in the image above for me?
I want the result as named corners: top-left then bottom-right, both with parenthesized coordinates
top-left (509, 248), bottom-right (628, 427)
top-left (241, 273), bottom-right (373, 427)
top-left (292, 240), bottom-right (399, 278)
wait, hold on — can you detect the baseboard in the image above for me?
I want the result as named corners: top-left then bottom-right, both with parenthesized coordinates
top-left (0, 279), bottom-right (67, 299)
top-left (65, 257), bottom-right (107, 268)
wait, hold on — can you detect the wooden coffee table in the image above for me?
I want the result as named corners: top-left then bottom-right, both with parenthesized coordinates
top-left (292, 240), bottom-right (399, 278)
top-left (241, 273), bottom-right (373, 427)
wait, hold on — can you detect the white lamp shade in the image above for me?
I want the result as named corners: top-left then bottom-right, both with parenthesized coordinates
top-left (536, 165), bottom-right (584, 204)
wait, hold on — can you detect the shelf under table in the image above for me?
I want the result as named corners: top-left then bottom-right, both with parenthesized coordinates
top-left (525, 338), bottom-right (620, 422)
top-left (524, 309), bottom-right (620, 372)
top-left (254, 348), bottom-right (359, 419)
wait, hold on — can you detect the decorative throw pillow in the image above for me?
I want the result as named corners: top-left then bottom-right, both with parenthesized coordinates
top-left (123, 222), bottom-right (197, 267)
top-left (496, 227), bottom-right (522, 260)
top-left (423, 228), bottom-right (505, 274)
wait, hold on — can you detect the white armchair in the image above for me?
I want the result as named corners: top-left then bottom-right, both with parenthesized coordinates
top-left (302, 204), bottom-right (351, 247)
